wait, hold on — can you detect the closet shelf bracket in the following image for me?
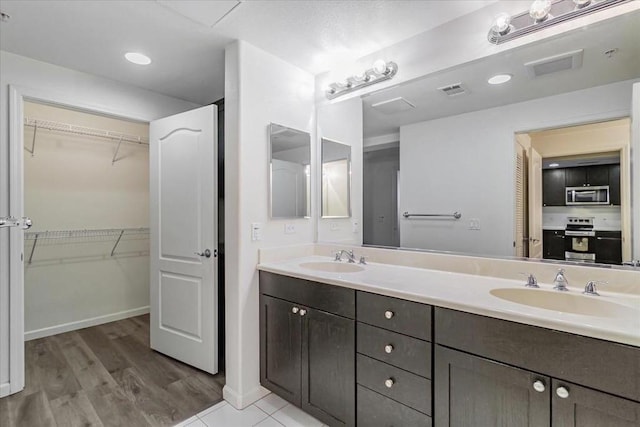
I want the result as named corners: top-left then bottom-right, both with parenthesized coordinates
top-left (110, 230), bottom-right (125, 256)
top-left (28, 233), bottom-right (39, 264)
top-left (25, 122), bottom-right (37, 156)
top-left (112, 136), bottom-right (124, 165)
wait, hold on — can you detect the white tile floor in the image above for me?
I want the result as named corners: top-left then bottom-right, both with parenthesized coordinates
top-left (173, 393), bottom-right (330, 427)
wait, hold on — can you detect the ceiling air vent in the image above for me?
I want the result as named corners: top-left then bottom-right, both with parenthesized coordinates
top-left (525, 49), bottom-right (584, 78)
top-left (438, 83), bottom-right (467, 97)
top-left (371, 97), bottom-right (416, 114)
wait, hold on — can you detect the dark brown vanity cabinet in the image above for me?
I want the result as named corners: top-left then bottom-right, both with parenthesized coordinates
top-left (259, 272), bottom-right (356, 427)
top-left (356, 292), bottom-right (433, 426)
top-left (435, 308), bottom-right (640, 427)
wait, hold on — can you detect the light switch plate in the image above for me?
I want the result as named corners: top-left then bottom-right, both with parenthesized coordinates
top-left (251, 222), bottom-right (262, 241)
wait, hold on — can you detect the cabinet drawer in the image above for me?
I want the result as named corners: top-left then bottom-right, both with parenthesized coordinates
top-left (435, 307), bottom-right (640, 402)
top-left (357, 322), bottom-right (431, 378)
top-left (260, 271), bottom-right (355, 319)
top-left (357, 385), bottom-right (432, 427)
top-left (357, 354), bottom-right (431, 415)
top-left (357, 291), bottom-right (431, 341)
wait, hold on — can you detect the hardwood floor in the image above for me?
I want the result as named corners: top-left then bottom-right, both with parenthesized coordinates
top-left (0, 315), bottom-right (224, 427)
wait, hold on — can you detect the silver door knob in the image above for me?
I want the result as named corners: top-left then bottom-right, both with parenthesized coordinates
top-left (532, 380), bottom-right (546, 393)
top-left (384, 310), bottom-right (394, 319)
top-left (195, 249), bottom-right (212, 258)
top-left (384, 344), bottom-right (394, 354)
top-left (291, 307), bottom-right (299, 314)
top-left (556, 386), bottom-right (570, 398)
top-left (299, 309), bottom-right (307, 316)
top-left (384, 378), bottom-right (394, 388)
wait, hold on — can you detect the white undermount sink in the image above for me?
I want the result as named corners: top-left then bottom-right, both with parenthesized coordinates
top-left (490, 288), bottom-right (638, 319)
top-left (299, 261), bottom-right (364, 273)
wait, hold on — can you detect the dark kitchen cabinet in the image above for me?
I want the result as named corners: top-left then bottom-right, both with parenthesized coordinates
top-left (543, 230), bottom-right (565, 260)
top-left (434, 346), bottom-right (551, 426)
top-left (595, 231), bottom-right (622, 265)
top-left (609, 164), bottom-right (621, 205)
top-left (543, 169), bottom-right (566, 206)
top-left (259, 272), bottom-right (356, 427)
top-left (565, 165), bottom-right (609, 187)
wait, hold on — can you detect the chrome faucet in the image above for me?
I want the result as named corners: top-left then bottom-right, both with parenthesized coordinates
top-left (553, 269), bottom-right (569, 291)
top-left (334, 250), bottom-right (356, 263)
top-left (520, 273), bottom-right (539, 288)
top-left (583, 280), bottom-right (605, 296)
top-left (622, 260), bottom-right (640, 267)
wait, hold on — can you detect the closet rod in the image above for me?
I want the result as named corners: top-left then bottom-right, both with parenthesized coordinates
top-left (24, 117), bottom-right (149, 146)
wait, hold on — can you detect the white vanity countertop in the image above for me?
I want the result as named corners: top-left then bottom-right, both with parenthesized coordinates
top-left (258, 255), bottom-right (640, 347)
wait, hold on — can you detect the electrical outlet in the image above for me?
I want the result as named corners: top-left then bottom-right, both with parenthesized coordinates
top-left (330, 222), bottom-right (340, 231)
top-left (284, 223), bottom-right (296, 234)
top-left (468, 218), bottom-right (481, 230)
top-left (352, 221), bottom-right (359, 233)
top-left (251, 222), bottom-right (262, 241)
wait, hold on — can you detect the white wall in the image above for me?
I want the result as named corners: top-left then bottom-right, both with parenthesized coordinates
top-left (0, 50), bottom-right (199, 395)
top-left (23, 101), bottom-right (150, 339)
top-left (224, 40), bottom-right (315, 408)
top-left (317, 98), bottom-right (363, 244)
top-left (399, 79), bottom-right (637, 256)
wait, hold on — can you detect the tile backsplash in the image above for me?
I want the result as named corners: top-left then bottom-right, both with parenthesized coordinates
top-left (543, 206), bottom-right (621, 230)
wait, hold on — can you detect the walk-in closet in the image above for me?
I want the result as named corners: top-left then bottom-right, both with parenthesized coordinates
top-left (23, 101), bottom-right (151, 339)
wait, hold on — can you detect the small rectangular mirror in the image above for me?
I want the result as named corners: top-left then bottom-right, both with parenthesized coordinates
top-left (321, 138), bottom-right (351, 218)
top-left (269, 123), bottom-right (311, 219)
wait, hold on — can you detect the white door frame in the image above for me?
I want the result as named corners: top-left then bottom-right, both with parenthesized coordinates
top-left (6, 84), bottom-right (152, 395)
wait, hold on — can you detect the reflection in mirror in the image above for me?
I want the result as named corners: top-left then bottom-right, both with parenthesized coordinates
top-left (320, 12), bottom-right (639, 269)
top-left (269, 123), bottom-right (310, 219)
top-left (321, 138), bottom-right (351, 218)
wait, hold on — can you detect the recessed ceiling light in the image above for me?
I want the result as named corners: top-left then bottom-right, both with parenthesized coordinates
top-left (549, 163), bottom-right (560, 167)
top-left (125, 52), bottom-right (151, 65)
top-left (488, 74), bottom-right (512, 85)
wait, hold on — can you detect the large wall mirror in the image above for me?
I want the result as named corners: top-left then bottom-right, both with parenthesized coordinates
top-left (321, 138), bottom-right (352, 218)
top-left (269, 123), bottom-right (311, 219)
top-left (317, 11), bottom-right (640, 269)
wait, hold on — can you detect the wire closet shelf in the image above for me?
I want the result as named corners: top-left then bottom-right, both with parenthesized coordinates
top-left (24, 227), bottom-right (150, 263)
top-left (24, 116), bottom-right (149, 164)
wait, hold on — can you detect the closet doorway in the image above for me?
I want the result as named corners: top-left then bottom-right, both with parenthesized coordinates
top-left (4, 89), bottom-right (224, 424)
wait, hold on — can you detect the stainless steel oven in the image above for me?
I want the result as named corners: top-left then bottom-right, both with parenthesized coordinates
top-left (565, 185), bottom-right (610, 205)
top-left (564, 217), bottom-right (596, 263)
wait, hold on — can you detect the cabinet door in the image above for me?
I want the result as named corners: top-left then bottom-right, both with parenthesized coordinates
top-left (609, 164), bottom-right (621, 205)
top-left (260, 295), bottom-right (302, 405)
top-left (543, 230), bottom-right (565, 260)
top-left (595, 231), bottom-right (622, 265)
top-left (543, 169), bottom-right (566, 206)
top-left (565, 167), bottom-right (588, 187)
top-left (434, 346), bottom-right (550, 427)
top-left (586, 165), bottom-right (609, 186)
top-left (301, 308), bottom-right (355, 427)
top-left (551, 380), bottom-right (640, 427)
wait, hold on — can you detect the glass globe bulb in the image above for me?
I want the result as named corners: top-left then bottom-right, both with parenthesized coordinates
top-left (372, 60), bottom-right (388, 75)
top-left (529, 0), bottom-right (552, 21)
top-left (491, 13), bottom-right (512, 34)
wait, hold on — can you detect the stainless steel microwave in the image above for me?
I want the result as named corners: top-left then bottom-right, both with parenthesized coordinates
top-left (565, 185), bottom-right (610, 205)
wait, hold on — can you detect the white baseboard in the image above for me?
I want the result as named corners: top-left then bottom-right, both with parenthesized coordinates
top-left (24, 306), bottom-right (150, 341)
top-left (0, 382), bottom-right (11, 398)
top-left (223, 384), bottom-right (270, 410)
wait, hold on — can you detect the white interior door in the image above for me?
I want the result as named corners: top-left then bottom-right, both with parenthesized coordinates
top-left (149, 105), bottom-right (217, 374)
top-left (528, 147), bottom-right (543, 259)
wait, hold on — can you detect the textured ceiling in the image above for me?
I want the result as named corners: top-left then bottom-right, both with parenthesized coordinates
top-left (0, 0), bottom-right (495, 105)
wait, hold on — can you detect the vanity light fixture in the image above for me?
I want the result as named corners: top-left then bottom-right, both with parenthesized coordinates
top-left (549, 163), bottom-right (560, 167)
top-left (488, 74), bottom-right (512, 85)
top-left (125, 52), bottom-right (152, 65)
top-left (488, 0), bottom-right (630, 44)
top-left (325, 60), bottom-right (398, 100)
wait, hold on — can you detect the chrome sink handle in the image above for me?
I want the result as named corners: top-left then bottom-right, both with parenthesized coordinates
top-left (553, 269), bottom-right (569, 291)
top-left (583, 280), bottom-right (606, 296)
top-left (519, 272), bottom-right (539, 288)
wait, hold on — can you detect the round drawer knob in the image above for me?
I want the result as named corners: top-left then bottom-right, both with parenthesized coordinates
top-left (384, 310), bottom-right (394, 319)
top-left (299, 309), bottom-right (307, 317)
top-left (532, 380), bottom-right (546, 393)
top-left (384, 344), bottom-right (394, 354)
top-left (556, 386), bottom-right (570, 399)
top-left (384, 378), bottom-right (394, 388)
top-left (291, 307), bottom-right (299, 314)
